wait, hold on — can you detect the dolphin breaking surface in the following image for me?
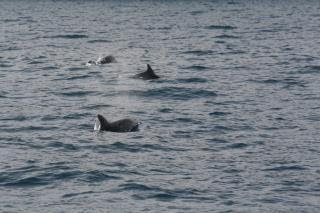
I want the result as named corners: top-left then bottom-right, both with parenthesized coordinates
top-left (133, 64), bottom-right (160, 80)
top-left (87, 55), bottom-right (116, 65)
top-left (94, 114), bottom-right (139, 132)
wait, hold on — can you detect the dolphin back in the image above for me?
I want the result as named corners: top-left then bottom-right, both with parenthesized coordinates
top-left (96, 114), bottom-right (139, 132)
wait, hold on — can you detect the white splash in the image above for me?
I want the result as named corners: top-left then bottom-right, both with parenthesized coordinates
top-left (94, 118), bottom-right (101, 131)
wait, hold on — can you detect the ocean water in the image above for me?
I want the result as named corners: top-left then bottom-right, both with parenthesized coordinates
top-left (1, 0), bottom-right (320, 212)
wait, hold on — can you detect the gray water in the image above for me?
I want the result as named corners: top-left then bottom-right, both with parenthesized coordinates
top-left (1, 0), bottom-right (320, 212)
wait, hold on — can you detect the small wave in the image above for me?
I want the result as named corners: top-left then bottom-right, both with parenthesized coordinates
top-left (28, 61), bottom-right (45, 65)
top-left (159, 108), bottom-right (173, 113)
top-left (226, 143), bottom-right (248, 149)
top-left (182, 50), bottom-right (214, 56)
top-left (215, 40), bottom-right (226, 44)
top-left (41, 115), bottom-right (59, 121)
top-left (205, 25), bottom-right (236, 30)
top-left (62, 191), bottom-right (95, 198)
top-left (64, 75), bottom-right (92, 81)
top-left (67, 67), bottom-right (88, 72)
top-left (131, 87), bottom-right (217, 100)
top-left (1, 169), bottom-right (86, 188)
top-left (118, 183), bottom-right (205, 201)
top-left (249, 79), bottom-right (280, 84)
top-left (298, 65), bottom-right (320, 74)
top-left (0, 63), bottom-right (13, 68)
top-left (209, 111), bottom-right (231, 116)
top-left (158, 26), bottom-right (172, 30)
top-left (2, 18), bottom-right (20, 22)
top-left (62, 112), bottom-right (91, 120)
top-left (213, 125), bottom-right (234, 132)
top-left (145, 193), bottom-right (177, 201)
top-left (3, 46), bottom-right (21, 51)
top-left (45, 34), bottom-right (89, 39)
top-left (263, 165), bottom-right (307, 171)
top-left (87, 39), bottom-right (111, 43)
top-left (118, 183), bottom-right (153, 191)
top-left (57, 91), bottom-right (97, 97)
top-left (81, 170), bottom-right (121, 182)
top-left (140, 144), bottom-right (186, 152)
top-left (190, 10), bottom-right (205, 15)
top-left (177, 77), bottom-right (208, 83)
top-left (0, 115), bottom-right (29, 121)
top-left (2, 126), bottom-right (58, 133)
top-left (47, 141), bottom-right (79, 151)
top-left (227, 1), bottom-right (240, 4)
top-left (81, 104), bottom-right (112, 110)
top-left (207, 138), bottom-right (229, 144)
top-left (3, 176), bottom-right (49, 187)
top-left (0, 91), bottom-right (8, 99)
top-left (42, 66), bottom-right (59, 70)
top-left (214, 34), bottom-right (239, 39)
top-left (182, 65), bottom-right (210, 71)
top-left (250, 78), bottom-right (305, 88)
top-left (175, 117), bottom-right (194, 123)
top-left (110, 142), bottom-right (144, 153)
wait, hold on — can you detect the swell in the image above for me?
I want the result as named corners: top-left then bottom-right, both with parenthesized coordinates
top-left (43, 34), bottom-right (89, 39)
top-left (0, 165), bottom-right (122, 187)
top-left (127, 87), bottom-right (217, 100)
top-left (115, 182), bottom-right (211, 201)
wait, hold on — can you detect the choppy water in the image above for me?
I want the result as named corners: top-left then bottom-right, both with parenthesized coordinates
top-left (1, 0), bottom-right (320, 212)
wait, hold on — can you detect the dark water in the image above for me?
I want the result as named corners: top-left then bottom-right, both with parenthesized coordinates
top-left (1, 0), bottom-right (320, 212)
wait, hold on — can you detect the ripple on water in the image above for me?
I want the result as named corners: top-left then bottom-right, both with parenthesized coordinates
top-left (87, 141), bottom-right (184, 154)
top-left (249, 78), bottom-right (305, 88)
top-left (190, 10), bottom-right (205, 15)
top-left (0, 166), bottom-right (82, 187)
top-left (2, 126), bottom-right (58, 133)
top-left (63, 75), bottom-right (92, 81)
top-left (129, 87), bottom-right (217, 100)
top-left (44, 34), bottom-right (89, 39)
top-left (47, 141), bottom-right (80, 152)
top-left (80, 170), bottom-right (121, 182)
top-left (182, 50), bottom-right (215, 56)
top-left (209, 111), bottom-right (231, 116)
top-left (181, 65), bottom-right (211, 71)
top-left (226, 143), bottom-right (249, 149)
top-left (205, 25), bottom-right (236, 30)
top-left (62, 191), bottom-right (95, 198)
top-left (297, 65), bottom-right (320, 74)
top-left (176, 77), bottom-right (209, 83)
top-left (87, 39), bottom-right (111, 43)
top-left (117, 183), bottom-right (207, 202)
top-left (214, 34), bottom-right (239, 39)
top-left (56, 90), bottom-right (98, 97)
top-left (2, 18), bottom-right (20, 22)
top-left (262, 165), bottom-right (307, 172)
top-left (0, 62), bottom-right (14, 68)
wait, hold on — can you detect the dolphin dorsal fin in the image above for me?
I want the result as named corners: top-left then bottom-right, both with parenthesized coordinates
top-left (97, 114), bottom-right (110, 130)
top-left (147, 64), bottom-right (154, 73)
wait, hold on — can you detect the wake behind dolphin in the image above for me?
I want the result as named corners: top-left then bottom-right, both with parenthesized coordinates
top-left (94, 114), bottom-right (139, 132)
top-left (133, 64), bottom-right (160, 80)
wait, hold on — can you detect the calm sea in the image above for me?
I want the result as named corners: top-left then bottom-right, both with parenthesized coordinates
top-left (1, 0), bottom-right (320, 212)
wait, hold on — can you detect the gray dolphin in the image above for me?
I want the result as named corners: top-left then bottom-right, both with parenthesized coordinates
top-left (94, 114), bottom-right (139, 132)
top-left (133, 64), bottom-right (160, 80)
top-left (87, 55), bottom-right (116, 65)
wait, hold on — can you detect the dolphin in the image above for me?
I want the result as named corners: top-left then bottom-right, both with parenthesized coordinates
top-left (94, 114), bottom-right (139, 132)
top-left (87, 55), bottom-right (116, 65)
top-left (133, 64), bottom-right (160, 80)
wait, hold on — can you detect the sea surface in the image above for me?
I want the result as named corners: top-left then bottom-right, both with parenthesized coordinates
top-left (1, 0), bottom-right (320, 212)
